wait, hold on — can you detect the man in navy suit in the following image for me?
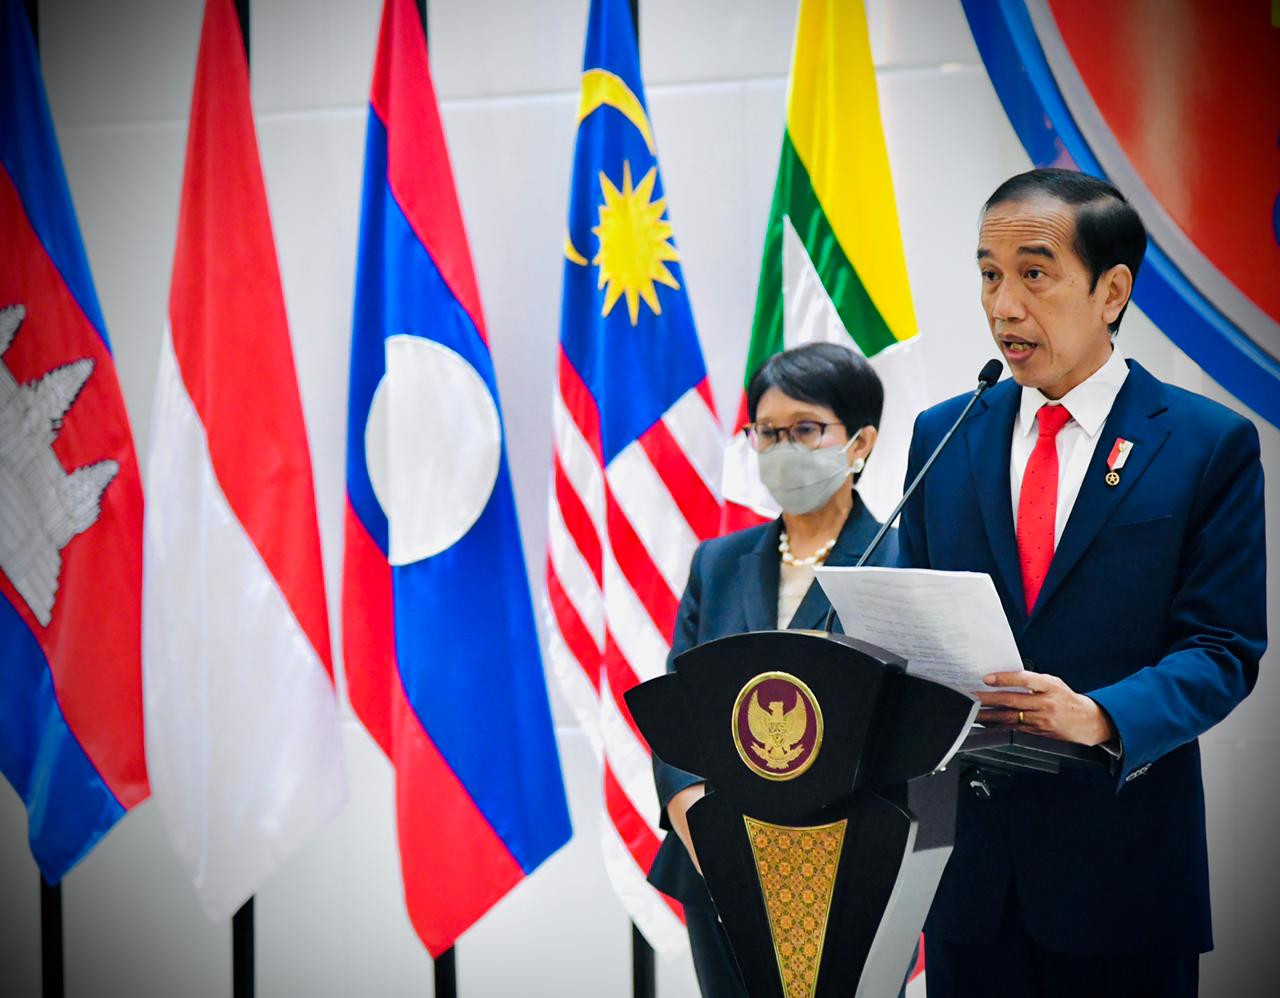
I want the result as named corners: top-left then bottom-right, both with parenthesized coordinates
top-left (901, 168), bottom-right (1266, 997)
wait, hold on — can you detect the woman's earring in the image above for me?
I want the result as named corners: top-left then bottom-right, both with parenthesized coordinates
top-left (851, 456), bottom-right (866, 474)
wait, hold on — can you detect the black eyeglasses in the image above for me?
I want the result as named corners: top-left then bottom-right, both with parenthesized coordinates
top-left (743, 421), bottom-right (842, 453)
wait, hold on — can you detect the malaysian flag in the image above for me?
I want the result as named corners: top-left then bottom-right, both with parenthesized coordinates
top-left (545, 0), bottom-right (723, 950)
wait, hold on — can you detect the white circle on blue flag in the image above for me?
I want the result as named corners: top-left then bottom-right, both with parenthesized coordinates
top-left (365, 335), bottom-right (501, 565)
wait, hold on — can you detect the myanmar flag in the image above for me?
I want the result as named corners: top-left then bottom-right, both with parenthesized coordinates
top-left (722, 0), bottom-right (924, 526)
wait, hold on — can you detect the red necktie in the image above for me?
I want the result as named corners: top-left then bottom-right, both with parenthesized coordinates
top-left (1017, 404), bottom-right (1072, 613)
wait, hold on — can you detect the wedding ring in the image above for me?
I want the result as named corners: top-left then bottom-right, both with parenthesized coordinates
top-left (1018, 710), bottom-right (1025, 725)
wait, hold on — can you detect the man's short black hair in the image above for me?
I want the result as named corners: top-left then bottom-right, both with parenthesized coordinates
top-left (983, 168), bottom-right (1148, 334)
top-left (746, 341), bottom-right (884, 434)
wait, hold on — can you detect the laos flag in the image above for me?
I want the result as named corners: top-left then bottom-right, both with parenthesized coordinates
top-left (342, 0), bottom-right (572, 955)
top-left (0, 0), bottom-right (148, 881)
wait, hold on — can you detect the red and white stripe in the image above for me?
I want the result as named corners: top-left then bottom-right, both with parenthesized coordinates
top-left (142, 0), bottom-right (344, 920)
top-left (545, 351), bottom-right (722, 951)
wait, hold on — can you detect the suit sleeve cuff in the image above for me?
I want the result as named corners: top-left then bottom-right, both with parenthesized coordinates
top-left (654, 760), bottom-right (705, 829)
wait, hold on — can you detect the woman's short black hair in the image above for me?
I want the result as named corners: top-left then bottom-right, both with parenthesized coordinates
top-left (983, 168), bottom-right (1147, 334)
top-left (746, 342), bottom-right (884, 433)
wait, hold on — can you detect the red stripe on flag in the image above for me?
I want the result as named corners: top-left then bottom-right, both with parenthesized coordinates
top-left (553, 458), bottom-right (603, 583)
top-left (603, 763), bottom-right (684, 922)
top-left (720, 499), bottom-right (771, 535)
top-left (695, 377), bottom-right (716, 413)
top-left (545, 567), bottom-right (602, 690)
top-left (605, 490), bottom-right (679, 642)
top-left (368, 0), bottom-right (487, 342)
top-left (167, 0), bottom-right (332, 676)
top-left (341, 501), bottom-right (395, 758)
top-left (0, 171), bottom-right (147, 809)
top-left (733, 391), bottom-right (749, 433)
top-left (603, 633), bottom-right (647, 748)
top-left (557, 349), bottom-right (603, 460)
top-left (391, 680), bottom-right (524, 956)
top-left (638, 420), bottom-right (719, 539)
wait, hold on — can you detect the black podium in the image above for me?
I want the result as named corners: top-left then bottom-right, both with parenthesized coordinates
top-left (626, 628), bottom-right (1106, 998)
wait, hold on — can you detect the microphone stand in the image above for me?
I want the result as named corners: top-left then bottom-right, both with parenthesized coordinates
top-left (822, 360), bottom-right (1003, 632)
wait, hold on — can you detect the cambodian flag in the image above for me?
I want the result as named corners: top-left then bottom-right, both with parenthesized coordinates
top-left (0, 0), bottom-right (148, 881)
top-left (343, 0), bottom-right (572, 955)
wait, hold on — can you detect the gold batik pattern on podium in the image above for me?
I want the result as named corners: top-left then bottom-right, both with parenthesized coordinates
top-left (744, 815), bottom-right (847, 998)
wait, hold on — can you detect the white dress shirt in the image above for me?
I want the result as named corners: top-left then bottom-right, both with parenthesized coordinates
top-left (1010, 346), bottom-right (1129, 756)
top-left (1010, 346), bottom-right (1129, 546)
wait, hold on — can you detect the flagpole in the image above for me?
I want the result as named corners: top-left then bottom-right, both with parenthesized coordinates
top-left (40, 875), bottom-right (64, 998)
top-left (412, 0), bottom-right (460, 963)
top-left (620, 1), bottom-right (658, 996)
top-left (230, 9), bottom-right (254, 998)
top-left (409, 0), bottom-right (460, 989)
top-left (232, 899), bottom-right (255, 998)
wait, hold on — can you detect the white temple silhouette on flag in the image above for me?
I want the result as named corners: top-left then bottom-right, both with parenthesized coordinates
top-left (0, 304), bottom-right (117, 626)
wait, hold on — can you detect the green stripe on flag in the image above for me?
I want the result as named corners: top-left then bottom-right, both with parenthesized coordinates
top-left (744, 132), bottom-right (898, 387)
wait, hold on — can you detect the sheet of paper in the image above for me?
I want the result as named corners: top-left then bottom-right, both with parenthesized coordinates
top-left (814, 566), bottom-right (1024, 694)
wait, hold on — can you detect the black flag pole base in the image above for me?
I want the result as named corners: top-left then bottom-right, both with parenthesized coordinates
top-left (40, 875), bottom-right (64, 998)
top-left (232, 897), bottom-right (255, 998)
top-left (434, 946), bottom-right (456, 998)
top-left (632, 923), bottom-right (655, 998)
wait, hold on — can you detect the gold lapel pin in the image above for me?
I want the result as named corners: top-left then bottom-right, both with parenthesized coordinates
top-left (1104, 438), bottom-right (1133, 487)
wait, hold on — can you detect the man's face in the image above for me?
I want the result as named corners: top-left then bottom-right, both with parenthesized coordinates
top-left (977, 196), bottom-right (1125, 399)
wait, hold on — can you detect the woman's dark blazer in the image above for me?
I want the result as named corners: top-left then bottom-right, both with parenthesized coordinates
top-left (647, 496), bottom-right (898, 909)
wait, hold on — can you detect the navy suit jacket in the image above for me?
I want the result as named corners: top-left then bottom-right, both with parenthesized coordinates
top-left (901, 359), bottom-right (1265, 955)
top-left (647, 497), bottom-right (898, 910)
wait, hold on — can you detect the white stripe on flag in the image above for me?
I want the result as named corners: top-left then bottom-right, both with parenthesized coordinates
top-left (782, 213), bottom-right (865, 355)
top-left (599, 810), bottom-right (687, 955)
top-left (542, 603), bottom-right (604, 758)
top-left (546, 497), bottom-right (604, 646)
top-left (599, 673), bottom-right (662, 829)
top-left (603, 550), bottom-right (671, 685)
top-left (143, 327), bottom-right (345, 920)
top-left (662, 387), bottom-right (724, 497)
top-left (553, 392), bottom-right (606, 529)
top-left (864, 336), bottom-right (928, 521)
top-left (606, 443), bottom-right (699, 598)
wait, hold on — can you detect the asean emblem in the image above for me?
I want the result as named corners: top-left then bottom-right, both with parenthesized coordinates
top-left (732, 672), bottom-right (823, 781)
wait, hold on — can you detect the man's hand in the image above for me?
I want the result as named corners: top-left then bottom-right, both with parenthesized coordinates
top-left (666, 783), bottom-right (707, 875)
top-left (976, 670), bottom-right (1116, 747)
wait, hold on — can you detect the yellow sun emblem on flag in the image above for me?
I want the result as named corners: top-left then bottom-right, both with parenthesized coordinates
top-left (591, 161), bottom-right (681, 326)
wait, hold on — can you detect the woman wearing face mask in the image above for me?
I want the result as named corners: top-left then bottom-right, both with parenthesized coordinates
top-left (648, 342), bottom-right (901, 998)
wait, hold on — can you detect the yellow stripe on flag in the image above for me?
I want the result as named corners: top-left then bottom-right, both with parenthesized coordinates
top-left (785, 0), bottom-right (917, 343)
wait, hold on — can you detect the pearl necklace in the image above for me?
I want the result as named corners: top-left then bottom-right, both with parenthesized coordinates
top-left (778, 531), bottom-right (838, 567)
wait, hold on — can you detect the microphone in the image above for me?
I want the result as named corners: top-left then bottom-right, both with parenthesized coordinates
top-left (821, 359), bottom-right (1004, 632)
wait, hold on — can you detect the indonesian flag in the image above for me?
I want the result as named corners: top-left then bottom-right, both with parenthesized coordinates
top-left (142, 0), bottom-right (345, 919)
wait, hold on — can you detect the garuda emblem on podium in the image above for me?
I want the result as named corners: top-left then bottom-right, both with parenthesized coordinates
top-left (733, 672), bottom-right (823, 781)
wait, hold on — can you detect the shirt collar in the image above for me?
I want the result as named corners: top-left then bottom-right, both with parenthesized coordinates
top-left (1016, 344), bottom-right (1129, 440)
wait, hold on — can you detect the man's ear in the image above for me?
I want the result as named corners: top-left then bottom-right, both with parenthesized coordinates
top-left (1099, 264), bottom-right (1133, 326)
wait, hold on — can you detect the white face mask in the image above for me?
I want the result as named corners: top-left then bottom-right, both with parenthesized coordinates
top-left (758, 431), bottom-right (863, 515)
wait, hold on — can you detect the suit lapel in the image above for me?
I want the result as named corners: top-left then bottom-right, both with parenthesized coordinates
top-left (789, 497), bottom-right (882, 631)
top-left (1033, 362), bottom-right (1170, 617)
top-left (740, 519), bottom-right (783, 632)
top-left (963, 382), bottom-right (1025, 619)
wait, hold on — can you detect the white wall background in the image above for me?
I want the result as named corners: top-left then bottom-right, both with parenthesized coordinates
top-left (2, 1), bottom-right (1277, 995)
